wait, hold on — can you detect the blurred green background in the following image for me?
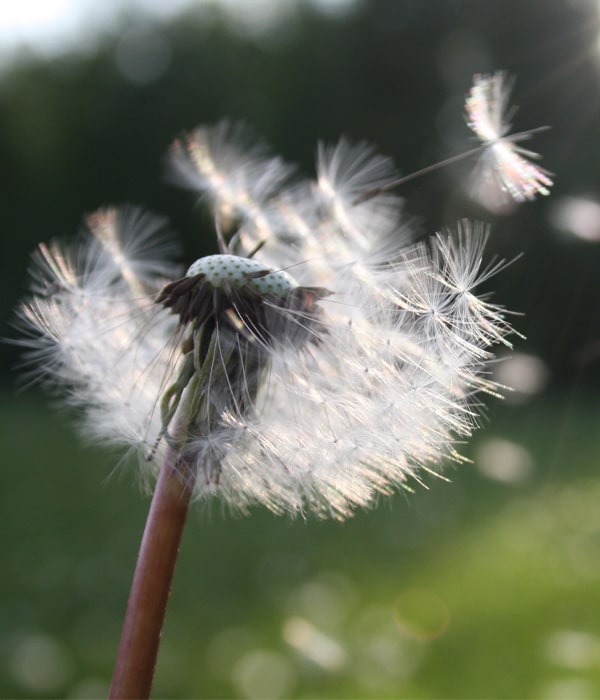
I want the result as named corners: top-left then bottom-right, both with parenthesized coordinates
top-left (1, 0), bottom-right (600, 697)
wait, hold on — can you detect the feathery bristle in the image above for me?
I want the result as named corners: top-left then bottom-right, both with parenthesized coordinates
top-left (17, 119), bottom-right (523, 518)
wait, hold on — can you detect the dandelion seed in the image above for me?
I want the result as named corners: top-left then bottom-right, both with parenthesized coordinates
top-left (349, 73), bottom-right (552, 208)
top-left (168, 120), bottom-right (294, 247)
top-left (465, 71), bottom-right (553, 204)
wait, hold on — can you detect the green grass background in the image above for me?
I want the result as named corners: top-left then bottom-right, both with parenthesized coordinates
top-left (1, 387), bottom-right (599, 698)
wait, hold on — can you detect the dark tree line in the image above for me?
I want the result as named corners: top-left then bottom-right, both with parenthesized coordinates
top-left (1, 0), bottom-right (599, 387)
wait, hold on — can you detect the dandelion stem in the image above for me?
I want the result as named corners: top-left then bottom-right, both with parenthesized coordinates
top-left (109, 446), bottom-right (195, 699)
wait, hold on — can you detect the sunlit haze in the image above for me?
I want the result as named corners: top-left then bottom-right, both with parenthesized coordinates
top-left (0, 0), bottom-right (358, 59)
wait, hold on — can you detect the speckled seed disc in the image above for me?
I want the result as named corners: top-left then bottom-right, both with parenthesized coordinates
top-left (186, 254), bottom-right (296, 299)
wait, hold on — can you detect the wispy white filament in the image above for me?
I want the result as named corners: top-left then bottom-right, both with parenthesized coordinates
top-left (19, 123), bottom-right (519, 519)
top-left (466, 71), bottom-right (553, 203)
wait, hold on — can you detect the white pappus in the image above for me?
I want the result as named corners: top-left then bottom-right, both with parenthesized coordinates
top-left (465, 71), bottom-right (553, 205)
top-left (18, 116), bottom-right (528, 520)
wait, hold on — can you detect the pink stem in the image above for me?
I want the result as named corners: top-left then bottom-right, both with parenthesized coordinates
top-left (109, 450), bottom-right (194, 699)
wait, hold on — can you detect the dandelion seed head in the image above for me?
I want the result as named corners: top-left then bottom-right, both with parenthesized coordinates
top-left (15, 117), bottom-right (529, 519)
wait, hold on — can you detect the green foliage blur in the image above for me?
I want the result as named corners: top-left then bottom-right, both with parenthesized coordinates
top-left (1, 0), bottom-right (600, 698)
top-left (2, 391), bottom-right (600, 698)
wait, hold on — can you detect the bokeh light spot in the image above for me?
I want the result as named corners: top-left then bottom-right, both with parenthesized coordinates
top-left (286, 571), bottom-right (357, 629)
top-left (350, 605), bottom-right (425, 689)
top-left (550, 196), bottom-right (600, 242)
top-left (231, 648), bottom-right (296, 700)
top-left (493, 352), bottom-right (550, 401)
top-left (545, 629), bottom-right (600, 669)
top-left (538, 678), bottom-right (597, 700)
top-left (282, 616), bottom-right (347, 670)
top-left (205, 626), bottom-right (259, 678)
top-left (475, 437), bottom-right (534, 484)
top-left (394, 589), bottom-right (449, 640)
top-left (114, 27), bottom-right (171, 85)
top-left (9, 631), bottom-right (72, 693)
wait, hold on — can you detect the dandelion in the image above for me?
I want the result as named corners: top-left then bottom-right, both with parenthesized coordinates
top-left (465, 71), bottom-right (553, 203)
top-left (17, 115), bottom-right (527, 696)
